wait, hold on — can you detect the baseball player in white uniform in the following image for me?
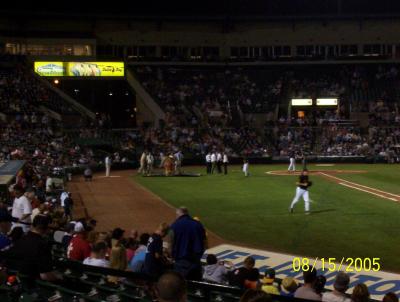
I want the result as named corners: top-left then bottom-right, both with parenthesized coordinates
top-left (288, 150), bottom-right (296, 172)
top-left (211, 152), bottom-right (217, 174)
top-left (105, 155), bottom-right (111, 177)
top-left (242, 158), bottom-right (249, 177)
top-left (289, 169), bottom-right (312, 214)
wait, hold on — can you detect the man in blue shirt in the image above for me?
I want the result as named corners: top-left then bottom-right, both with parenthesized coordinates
top-left (170, 207), bottom-right (206, 280)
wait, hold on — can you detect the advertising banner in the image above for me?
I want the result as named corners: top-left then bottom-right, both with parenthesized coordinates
top-left (34, 62), bottom-right (124, 77)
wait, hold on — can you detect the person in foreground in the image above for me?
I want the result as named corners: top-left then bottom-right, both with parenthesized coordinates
top-left (322, 272), bottom-right (351, 302)
top-left (240, 289), bottom-right (272, 302)
top-left (171, 207), bottom-right (206, 280)
top-left (294, 268), bottom-right (321, 301)
top-left (8, 215), bottom-right (62, 282)
top-left (83, 241), bottom-right (109, 268)
top-left (156, 271), bottom-right (187, 302)
top-left (351, 283), bottom-right (370, 302)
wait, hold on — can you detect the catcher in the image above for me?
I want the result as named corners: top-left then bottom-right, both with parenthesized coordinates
top-left (289, 169), bottom-right (312, 214)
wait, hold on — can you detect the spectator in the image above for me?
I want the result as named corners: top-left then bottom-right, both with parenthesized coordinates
top-left (0, 210), bottom-right (13, 252)
top-left (67, 222), bottom-right (91, 261)
top-left (8, 227), bottom-right (24, 244)
top-left (202, 254), bottom-right (234, 284)
top-left (8, 215), bottom-right (61, 282)
top-left (294, 268), bottom-right (321, 301)
top-left (314, 275), bottom-right (327, 297)
top-left (229, 256), bottom-right (260, 289)
top-left (25, 188), bottom-right (40, 210)
top-left (129, 233), bottom-right (150, 273)
top-left (382, 292), bottom-right (398, 302)
top-left (170, 207), bottom-right (206, 280)
top-left (61, 222), bottom-right (75, 250)
top-left (109, 227), bottom-right (127, 282)
top-left (31, 203), bottom-right (47, 222)
top-left (125, 237), bottom-right (138, 263)
top-left (62, 193), bottom-right (73, 221)
top-left (351, 284), bottom-right (370, 302)
top-left (280, 277), bottom-right (298, 297)
top-left (83, 241), bottom-right (109, 268)
top-left (88, 219), bottom-right (97, 230)
top-left (156, 271), bottom-right (187, 302)
top-left (45, 175), bottom-right (54, 193)
top-left (240, 289), bottom-right (272, 302)
top-left (144, 222), bottom-right (170, 279)
top-left (11, 185), bottom-right (32, 232)
top-left (261, 268), bottom-right (279, 295)
top-left (322, 272), bottom-right (351, 302)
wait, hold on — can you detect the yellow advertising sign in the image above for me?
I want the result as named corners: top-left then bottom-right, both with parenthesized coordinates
top-left (34, 62), bottom-right (65, 76)
top-left (34, 62), bottom-right (124, 77)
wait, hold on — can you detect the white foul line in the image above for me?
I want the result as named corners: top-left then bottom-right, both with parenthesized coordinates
top-left (319, 172), bottom-right (399, 202)
top-left (339, 182), bottom-right (398, 201)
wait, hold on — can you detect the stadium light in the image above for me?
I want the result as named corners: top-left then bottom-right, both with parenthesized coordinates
top-left (291, 98), bottom-right (312, 106)
top-left (316, 98), bottom-right (338, 106)
top-left (53, 79), bottom-right (59, 85)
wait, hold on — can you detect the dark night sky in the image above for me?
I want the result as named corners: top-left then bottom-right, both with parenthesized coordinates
top-left (2, 0), bottom-right (400, 18)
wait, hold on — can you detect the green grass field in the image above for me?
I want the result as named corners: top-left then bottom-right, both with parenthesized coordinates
top-left (134, 164), bottom-right (400, 272)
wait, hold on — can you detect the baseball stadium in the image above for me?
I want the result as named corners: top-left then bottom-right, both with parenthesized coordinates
top-left (0, 1), bottom-right (400, 302)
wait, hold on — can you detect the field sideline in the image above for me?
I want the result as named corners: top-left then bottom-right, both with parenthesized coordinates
top-left (134, 164), bottom-right (400, 272)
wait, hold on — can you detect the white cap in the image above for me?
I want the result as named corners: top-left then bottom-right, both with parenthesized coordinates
top-left (74, 222), bottom-right (84, 233)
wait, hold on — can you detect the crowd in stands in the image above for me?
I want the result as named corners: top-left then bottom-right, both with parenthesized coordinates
top-left (135, 66), bottom-right (284, 126)
top-left (1, 60), bottom-right (400, 300)
top-left (0, 65), bottom-right (79, 118)
top-left (1, 200), bottom-right (399, 302)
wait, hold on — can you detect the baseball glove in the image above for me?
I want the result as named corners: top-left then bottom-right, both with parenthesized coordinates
top-left (307, 181), bottom-right (313, 187)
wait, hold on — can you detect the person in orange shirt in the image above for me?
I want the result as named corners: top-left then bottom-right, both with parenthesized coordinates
top-left (163, 155), bottom-right (175, 176)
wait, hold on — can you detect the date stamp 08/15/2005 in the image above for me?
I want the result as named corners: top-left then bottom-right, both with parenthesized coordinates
top-left (292, 257), bottom-right (381, 273)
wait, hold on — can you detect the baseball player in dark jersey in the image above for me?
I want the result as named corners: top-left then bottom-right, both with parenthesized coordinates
top-left (289, 169), bottom-right (312, 214)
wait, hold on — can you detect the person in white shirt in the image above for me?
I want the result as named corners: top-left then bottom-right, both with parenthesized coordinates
top-left (216, 152), bottom-right (223, 174)
top-left (205, 152), bottom-right (212, 174)
top-left (60, 191), bottom-right (69, 208)
top-left (146, 152), bottom-right (154, 175)
top-left (45, 176), bottom-right (53, 193)
top-left (11, 185), bottom-right (32, 232)
top-left (83, 241), bottom-right (110, 268)
top-left (105, 156), bottom-right (112, 177)
top-left (222, 152), bottom-right (229, 175)
top-left (242, 158), bottom-right (249, 177)
top-left (322, 272), bottom-right (351, 302)
top-left (210, 152), bottom-right (217, 174)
